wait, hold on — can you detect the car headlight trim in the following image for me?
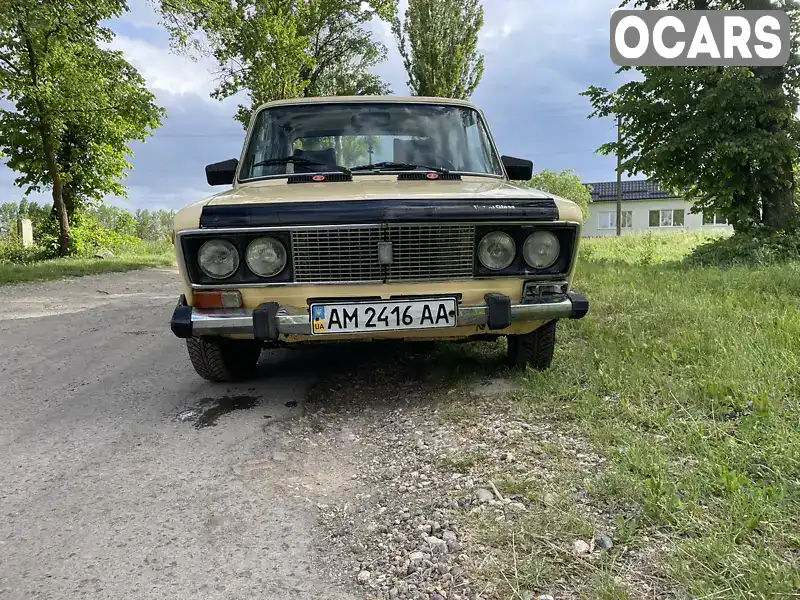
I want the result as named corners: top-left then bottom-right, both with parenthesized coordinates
top-left (477, 231), bottom-right (516, 271)
top-left (245, 236), bottom-right (287, 277)
top-left (197, 239), bottom-right (240, 280)
top-left (523, 231), bottom-right (561, 269)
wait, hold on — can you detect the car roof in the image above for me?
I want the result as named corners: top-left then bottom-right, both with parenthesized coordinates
top-left (254, 95), bottom-right (481, 112)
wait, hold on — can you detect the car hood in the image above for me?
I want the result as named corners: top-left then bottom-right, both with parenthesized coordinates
top-left (205, 176), bottom-right (553, 206)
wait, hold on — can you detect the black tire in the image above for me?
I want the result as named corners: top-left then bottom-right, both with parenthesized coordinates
top-left (186, 337), bottom-right (262, 382)
top-left (506, 320), bottom-right (557, 371)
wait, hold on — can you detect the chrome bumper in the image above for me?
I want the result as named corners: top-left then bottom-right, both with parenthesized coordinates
top-left (171, 292), bottom-right (589, 339)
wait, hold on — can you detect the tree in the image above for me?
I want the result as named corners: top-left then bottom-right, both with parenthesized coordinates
top-left (392, 0), bottom-right (485, 99)
top-left (86, 204), bottom-right (138, 237)
top-left (9, 51), bottom-right (163, 221)
top-left (583, 0), bottom-right (800, 233)
top-left (135, 208), bottom-right (175, 241)
top-left (158, 0), bottom-right (396, 127)
top-left (0, 202), bottom-right (18, 236)
top-left (521, 169), bottom-right (591, 219)
top-left (0, 199), bottom-right (59, 246)
top-left (0, 0), bottom-right (164, 254)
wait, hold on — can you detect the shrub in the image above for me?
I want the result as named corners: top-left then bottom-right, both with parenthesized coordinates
top-left (687, 229), bottom-right (800, 267)
top-left (0, 239), bottom-right (55, 264)
top-left (522, 169), bottom-right (591, 219)
top-left (70, 212), bottom-right (142, 256)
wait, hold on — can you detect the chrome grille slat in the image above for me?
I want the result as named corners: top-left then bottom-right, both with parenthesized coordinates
top-left (291, 226), bottom-right (383, 283)
top-left (387, 224), bottom-right (475, 282)
top-left (290, 224), bottom-right (476, 283)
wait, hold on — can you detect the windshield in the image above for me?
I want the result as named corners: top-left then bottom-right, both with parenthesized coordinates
top-left (238, 102), bottom-right (504, 181)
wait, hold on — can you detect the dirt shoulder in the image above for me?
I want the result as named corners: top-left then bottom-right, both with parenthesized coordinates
top-left (282, 342), bottom-right (674, 600)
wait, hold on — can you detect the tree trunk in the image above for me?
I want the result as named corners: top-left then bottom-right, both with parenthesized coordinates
top-left (39, 119), bottom-right (70, 255)
top-left (21, 25), bottom-right (71, 254)
top-left (62, 184), bottom-right (76, 221)
top-left (762, 159), bottom-right (796, 230)
top-left (730, 192), bottom-right (758, 233)
top-left (743, 0), bottom-right (797, 230)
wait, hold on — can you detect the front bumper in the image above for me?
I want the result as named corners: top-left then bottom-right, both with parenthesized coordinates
top-left (170, 292), bottom-right (589, 340)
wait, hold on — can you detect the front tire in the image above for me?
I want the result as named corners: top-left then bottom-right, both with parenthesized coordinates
top-left (186, 337), bottom-right (262, 382)
top-left (506, 320), bottom-right (557, 371)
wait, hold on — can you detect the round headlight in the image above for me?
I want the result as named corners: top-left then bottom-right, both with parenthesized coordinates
top-left (245, 237), bottom-right (287, 277)
top-left (523, 231), bottom-right (560, 269)
top-left (198, 239), bottom-right (239, 280)
top-left (478, 231), bottom-right (516, 271)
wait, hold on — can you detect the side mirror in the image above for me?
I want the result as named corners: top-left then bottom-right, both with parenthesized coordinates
top-left (205, 159), bottom-right (238, 186)
top-left (501, 155), bottom-right (533, 181)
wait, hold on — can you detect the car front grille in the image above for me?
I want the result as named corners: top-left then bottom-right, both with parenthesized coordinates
top-left (291, 226), bottom-right (384, 283)
top-left (291, 224), bottom-right (476, 283)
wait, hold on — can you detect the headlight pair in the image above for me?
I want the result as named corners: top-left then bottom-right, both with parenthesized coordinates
top-left (477, 230), bottom-right (560, 271)
top-left (198, 237), bottom-right (286, 280)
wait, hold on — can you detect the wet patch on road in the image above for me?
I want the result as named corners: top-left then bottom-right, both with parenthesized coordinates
top-left (175, 395), bottom-right (261, 429)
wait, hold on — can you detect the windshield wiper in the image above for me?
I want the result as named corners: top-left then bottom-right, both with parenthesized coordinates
top-left (252, 156), bottom-right (350, 174)
top-left (350, 161), bottom-right (450, 174)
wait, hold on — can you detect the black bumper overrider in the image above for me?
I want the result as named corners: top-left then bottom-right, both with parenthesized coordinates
top-left (170, 292), bottom-right (590, 340)
top-left (170, 295), bottom-right (193, 338)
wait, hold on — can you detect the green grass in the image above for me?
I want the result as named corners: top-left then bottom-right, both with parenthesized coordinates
top-left (0, 241), bottom-right (175, 285)
top-left (516, 232), bottom-right (800, 598)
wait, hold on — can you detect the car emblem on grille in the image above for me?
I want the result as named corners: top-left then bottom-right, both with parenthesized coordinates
top-left (377, 241), bottom-right (393, 265)
top-left (426, 172), bottom-right (439, 180)
top-left (312, 174), bottom-right (326, 182)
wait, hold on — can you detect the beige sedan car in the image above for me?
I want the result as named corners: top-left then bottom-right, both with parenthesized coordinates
top-left (170, 96), bottom-right (588, 382)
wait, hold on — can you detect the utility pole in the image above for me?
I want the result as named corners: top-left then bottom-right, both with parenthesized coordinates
top-left (616, 114), bottom-right (623, 237)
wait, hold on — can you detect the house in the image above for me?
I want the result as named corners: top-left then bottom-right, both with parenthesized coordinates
top-left (582, 179), bottom-right (733, 237)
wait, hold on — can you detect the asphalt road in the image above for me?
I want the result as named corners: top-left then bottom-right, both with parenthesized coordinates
top-left (0, 268), bottom-right (357, 600)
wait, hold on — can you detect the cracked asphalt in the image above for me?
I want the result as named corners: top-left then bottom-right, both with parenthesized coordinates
top-left (0, 268), bottom-right (357, 600)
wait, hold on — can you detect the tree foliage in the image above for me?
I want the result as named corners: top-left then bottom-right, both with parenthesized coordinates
top-left (6, 51), bottom-right (164, 218)
top-left (0, 199), bottom-right (175, 265)
top-left (392, 0), bottom-right (485, 99)
top-left (0, 198), bottom-right (52, 237)
top-left (521, 169), bottom-right (591, 219)
top-left (583, 0), bottom-right (800, 233)
top-left (133, 208), bottom-right (176, 242)
top-left (158, 0), bottom-right (397, 126)
top-left (0, 0), bottom-right (164, 254)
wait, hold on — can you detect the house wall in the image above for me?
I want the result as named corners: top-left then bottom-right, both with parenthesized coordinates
top-left (583, 198), bottom-right (734, 237)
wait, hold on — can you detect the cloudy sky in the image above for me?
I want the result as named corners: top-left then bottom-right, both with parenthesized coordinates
top-left (0, 0), bottom-right (632, 212)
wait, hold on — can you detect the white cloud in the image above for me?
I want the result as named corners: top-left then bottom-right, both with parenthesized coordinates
top-left (107, 35), bottom-right (220, 100)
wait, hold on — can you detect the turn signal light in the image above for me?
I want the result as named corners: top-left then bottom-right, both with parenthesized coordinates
top-left (193, 290), bottom-right (243, 309)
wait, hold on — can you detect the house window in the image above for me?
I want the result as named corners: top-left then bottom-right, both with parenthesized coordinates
top-left (599, 210), bottom-right (632, 230)
top-left (649, 209), bottom-right (685, 227)
top-left (703, 212), bottom-right (728, 225)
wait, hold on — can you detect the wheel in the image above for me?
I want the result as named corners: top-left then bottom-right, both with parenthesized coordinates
top-left (506, 320), bottom-right (557, 371)
top-left (186, 337), bottom-right (263, 382)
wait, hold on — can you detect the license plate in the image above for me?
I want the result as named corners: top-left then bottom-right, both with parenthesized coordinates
top-left (310, 298), bottom-right (457, 335)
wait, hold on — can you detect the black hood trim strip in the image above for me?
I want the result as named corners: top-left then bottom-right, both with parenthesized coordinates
top-left (200, 198), bottom-right (560, 228)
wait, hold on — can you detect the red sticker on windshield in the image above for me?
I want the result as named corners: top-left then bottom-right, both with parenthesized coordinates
top-left (426, 173), bottom-right (439, 180)
top-left (312, 174), bottom-right (326, 182)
